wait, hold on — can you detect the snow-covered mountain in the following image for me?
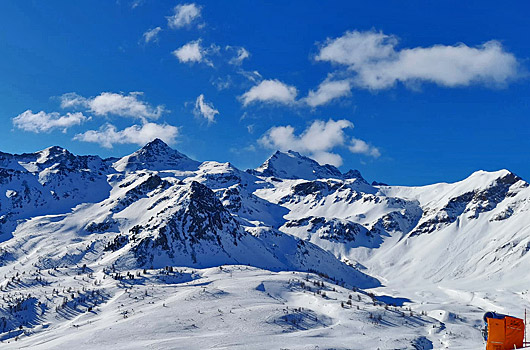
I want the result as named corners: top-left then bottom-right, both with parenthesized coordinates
top-left (250, 150), bottom-right (344, 180)
top-left (112, 138), bottom-right (200, 172)
top-left (1, 140), bottom-right (529, 349)
top-left (0, 146), bottom-right (110, 240)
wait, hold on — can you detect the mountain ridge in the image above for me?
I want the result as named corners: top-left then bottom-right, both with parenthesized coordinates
top-left (0, 139), bottom-right (528, 348)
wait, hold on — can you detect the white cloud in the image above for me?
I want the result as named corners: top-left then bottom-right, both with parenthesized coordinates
top-left (60, 92), bottom-right (87, 109)
top-left (316, 31), bottom-right (398, 68)
top-left (61, 92), bottom-right (165, 120)
top-left (172, 40), bottom-right (220, 66)
top-left (304, 78), bottom-right (351, 107)
top-left (259, 119), bottom-right (380, 166)
top-left (316, 30), bottom-right (520, 89)
top-left (173, 41), bottom-right (203, 63)
top-left (259, 119), bottom-right (353, 166)
top-left (311, 151), bottom-right (344, 167)
top-left (349, 138), bottom-right (380, 158)
top-left (173, 42), bottom-right (248, 67)
top-left (241, 79), bottom-right (298, 106)
top-left (74, 122), bottom-right (179, 148)
top-left (194, 94), bottom-right (219, 123)
top-left (142, 27), bottom-right (162, 44)
top-left (167, 3), bottom-right (201, 29)
top-left (13, 110), bottom-right (89, 133)
top-left (228, 47), bottom-right (250, 65)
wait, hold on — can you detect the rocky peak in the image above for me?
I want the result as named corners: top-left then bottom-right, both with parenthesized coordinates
top-left (113, 138), bottom-right (200, 172)
top-left (252, 150), bottom-right (343, 180)
top-left (180, 181), bottom-right (243, 244)
top-left (343, 169), bottom-right (368, 184)
top-left (0, 146), bottom-right (107, 175)
top-left (141, 138), bottom-right (173, 153)
top-left (35, 146), bottom-right (77, 167)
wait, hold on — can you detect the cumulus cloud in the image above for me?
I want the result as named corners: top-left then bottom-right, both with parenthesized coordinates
top-left (12, 110), bottom-right (89, 133)
top-left (74, 122), bottom-right (179, 148)
top-left (259, 119), bottom-right (380, 166)
top-left (142, 27), bottom-right (162, 44)
top-left (304, 78), bottom-right (352, 107)
top-left (172, 40), bottom-right (220, 66)
top-left (60, 92), bottom-right (87, 109)
top-left (172, 41), bottom-right (203, 63)
top-left (311, 151), bottom-right (345, 168)
top-left (228, 47), bottom-right (250, 65)
top-left (194, 94), bottom-right (219, 123)
top-left (259, 119), bottom-right (356, 166)
top-left (241, 79), bottom-right (298, 106)
top-left (316, 31), bottom-right (397, 67)
top-left (167, 3), bottom-right (201, 29)
top-left (349, 138), bottom-right (380, 158)
top-left (316, 30), bottom-right (520, 89)
top-left (60, 92), bottom-right (165, 120)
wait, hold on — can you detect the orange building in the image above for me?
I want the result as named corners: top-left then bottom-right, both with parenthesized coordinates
top-left (484, 312), bottom-right (525, 350)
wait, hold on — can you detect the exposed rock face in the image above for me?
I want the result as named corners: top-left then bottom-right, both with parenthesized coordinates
top-left (130, 181), bottom-right (243, 266)
top-left (284, 216), bottom-right (373, 244)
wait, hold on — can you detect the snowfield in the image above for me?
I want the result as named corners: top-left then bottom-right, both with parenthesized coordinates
top-left (1, 139), bottom-right (529, 349)
top-left (2, 265), bottom-right (439, 350)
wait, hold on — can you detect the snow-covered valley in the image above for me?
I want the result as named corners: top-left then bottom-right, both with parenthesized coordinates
top-left (1, 139), bottom-right (529, 349)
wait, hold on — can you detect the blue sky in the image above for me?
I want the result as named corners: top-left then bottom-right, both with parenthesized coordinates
top-left (0, 1), bottom-right (529, 185)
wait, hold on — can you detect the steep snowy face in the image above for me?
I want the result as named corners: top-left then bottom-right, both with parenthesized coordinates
top-left (0, 167), bottom-right (377, 290)
top-left (120, 179), bottom-right (245, 267)
top-left (0, 166), bottom-right (50, 238)
top-left (381, 170), bottom-right (528, 237)
top-left (113, 138), bottom-right (200, 172)
top-left (101, 174), bottom-right (375, 285)
top-left (254, 166), bottom-right (530, 286)
top-left (251, 150), bottom-right (344, 180)
top-left (0, 146), bottom-right (111, 238)
top-left (1, 146), bottom-right (109, 182)
top-left (254, 176), bottom-right (423, 263)
top-left (362, 169), bottom-right (530, 285)
top-left (33, 147), bottom-right (111, 205)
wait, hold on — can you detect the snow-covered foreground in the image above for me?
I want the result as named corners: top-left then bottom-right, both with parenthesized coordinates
top-left (2, 140), bottom-right (530, 349)
top-left (3, 264), bottom-right (445, 350)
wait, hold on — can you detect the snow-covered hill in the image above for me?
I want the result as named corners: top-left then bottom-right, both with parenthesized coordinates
top-left (1, 139), bottom-right (530, 349)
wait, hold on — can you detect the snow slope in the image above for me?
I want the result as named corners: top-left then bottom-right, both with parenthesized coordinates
top-left (1, 141), bottom-right (530, 349)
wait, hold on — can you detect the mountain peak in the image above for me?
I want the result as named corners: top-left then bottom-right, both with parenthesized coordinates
top-left (459, 169), bottom-right (521, 187)
top-left (43, 145), bottom-right (68, 153)
top-left (252, 150), bottom-right (343, 180)
top-left (113, 139), bottom-right (200, 172)
top-left (37, 145), bottom-right (73, 163)
top-left (142, 138), bottom-right (170, 151)
top-left (343, 169), bottom-right (368, 184)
